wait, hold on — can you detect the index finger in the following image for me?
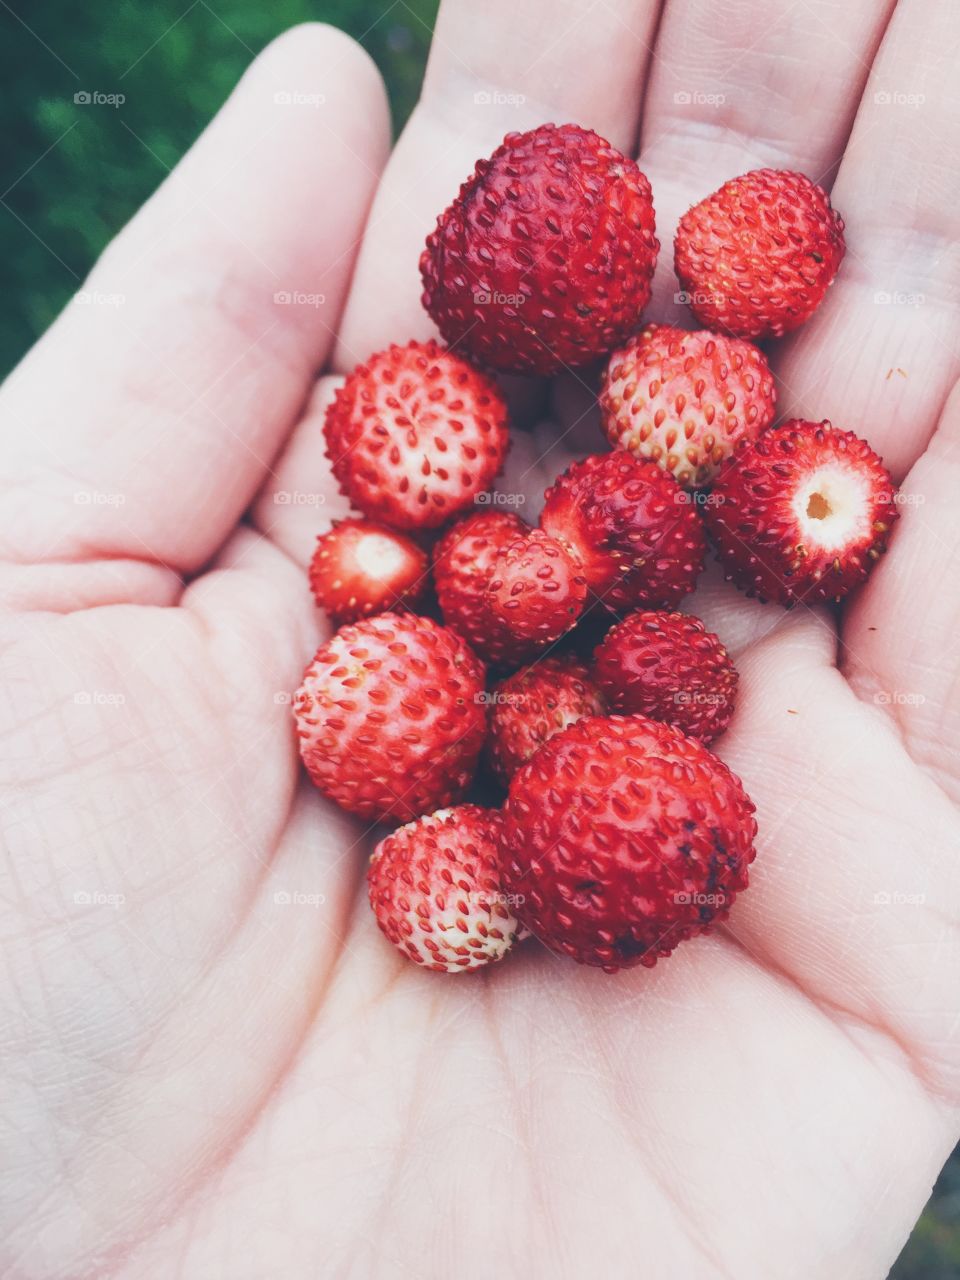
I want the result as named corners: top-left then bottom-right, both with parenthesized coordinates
top-left (0, 26), bottom-right (390, 595)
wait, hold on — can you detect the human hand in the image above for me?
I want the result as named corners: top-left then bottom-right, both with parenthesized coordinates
top-left (1, 3), bottom-right (958, 1276)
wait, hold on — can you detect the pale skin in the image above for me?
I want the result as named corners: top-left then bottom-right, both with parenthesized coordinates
top-left (0, 0), bottom-right (958, 1275)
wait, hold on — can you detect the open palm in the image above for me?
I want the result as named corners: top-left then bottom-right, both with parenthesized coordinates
top-left (2, 3), bottom-right (959, 1276)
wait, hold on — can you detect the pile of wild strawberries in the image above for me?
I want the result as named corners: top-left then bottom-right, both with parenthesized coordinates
top-left (293, 123), bottom-right (898, 975)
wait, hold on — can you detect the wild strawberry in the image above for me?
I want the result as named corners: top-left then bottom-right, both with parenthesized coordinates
top-left (674, 168), bottom-right (845, 340)
top-left (420, 123), bottom-right (659, 375)
top-left (539, 451), bottom-right (705, 613)
top-left (599, 324), bottom-right (776, 488)
top-left (592, 611), bottom-right (737, 743)
top-left (432, 510), bottom-right (539, 667)
top-left (367, 805), bottom-right (521, 972)
top-left (308, 518), bottom-right (429, 624)
top-left (502, 715), bottom-right (757, 972)
top-left (705, 419), bottom-right (898, 605)
top-left (323, 340), bottom-right (509, 531)
top-left (485, 656), bottom-right (606, 786)
top-left (293, 613), bottom-right (486, 822)
top-left (487, 530), bottom-right (587, 646)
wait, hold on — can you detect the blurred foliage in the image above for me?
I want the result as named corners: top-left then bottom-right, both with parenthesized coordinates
top-left (0, 0), bottom-right (437, 376)
top-left (892, 1150), bottom-right (960, 1279)
top-left (0, 2), bottom-right (957, 1273)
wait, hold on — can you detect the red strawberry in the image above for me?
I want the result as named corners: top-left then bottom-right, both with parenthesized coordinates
top-left (420, 123), bottom-right (659, 375)
top-left (674, 168), bottom-right (845, 340)
top-left (323, 340), bottom-right (509, 531)
top-left (367, 805), bottom-right (521, 972)
top-left (293, 613), bottom-right (486, 822)
top-left (502, 715), bottom-right (757, 972)
top-left (593, 611), bottom-right (737, 743)
top-left (487, 530), bottom-right (587, 646)
top-left (308, 518), bottom-right (429, 624)
top-left (486, 657), bottom-right (606, 786)
top-left (705, 419), bottom-right (898, 605)
top-left (432, 510), bottom-right (539, 667)
top-left (599, 324), bottom-right (776, 488)
top-left (539, 451), bottom-right (705, 612)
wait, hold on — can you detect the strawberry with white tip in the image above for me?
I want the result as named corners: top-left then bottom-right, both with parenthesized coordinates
top-left (599, 324), bottom-right (776, 488)
top-left (367, 805), bottom-right (521, 972)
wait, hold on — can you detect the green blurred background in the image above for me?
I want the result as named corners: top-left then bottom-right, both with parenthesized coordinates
top-left (0, 0), bottom-right (438, 375)
top-left (0, 3), bottom-right (956, 1273)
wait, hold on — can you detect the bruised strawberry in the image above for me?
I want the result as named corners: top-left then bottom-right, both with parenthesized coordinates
top-left (540, 451), bottom-right (705, 613)
top-left (503, 714), bottom-right (757, 972)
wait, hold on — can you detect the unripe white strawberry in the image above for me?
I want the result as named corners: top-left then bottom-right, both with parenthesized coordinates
top-left (367, 805), bottom-right (521, 972)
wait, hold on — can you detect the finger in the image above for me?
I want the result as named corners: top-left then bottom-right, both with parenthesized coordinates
top-left (678, 560), bottom-right (834, 663)
top-left (637, 0), bottom-right (894, 319)
top-left (334, 0), bottom-right (664, 366)
top-left (186, 525), bottom-right (322, 682)
top-left (774, 0), bottom-right (960, 478)
top-left (252, 377), bottom-right (352, 570)
top-left (717, 635), bottom-right (960, 1100)
top-left (841, 377), bottom-right (960, 799)
top-left (0, 25), bottom-right (390, 589)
